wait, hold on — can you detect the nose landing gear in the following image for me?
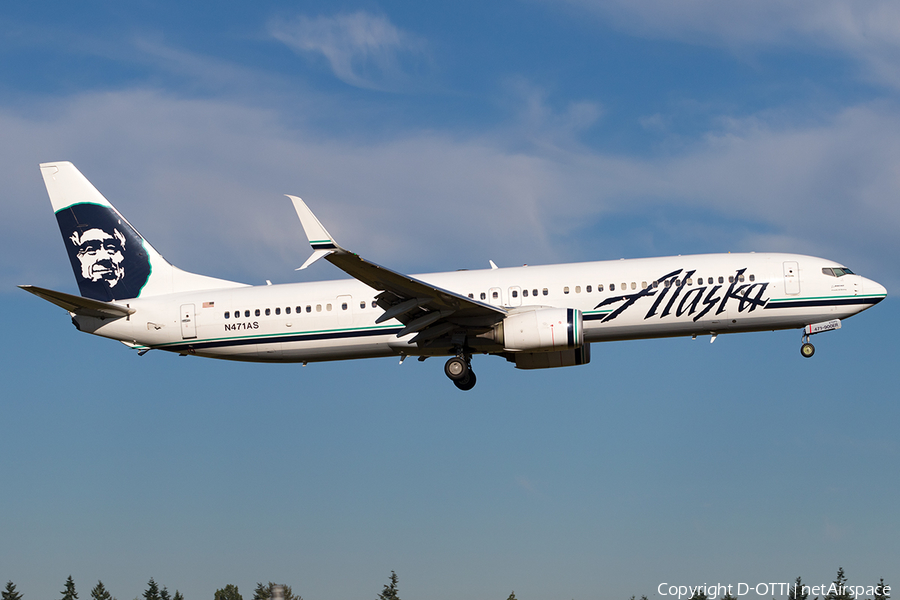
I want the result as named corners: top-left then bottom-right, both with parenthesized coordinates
top-left (445, 352), bottom-right (477, 390)
top-left (800, 340), bottom-right (815, 358)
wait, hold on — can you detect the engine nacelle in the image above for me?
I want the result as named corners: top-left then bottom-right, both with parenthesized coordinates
top-left (496, 307), bottom-right (584, 352)
top-left (512, 345), bottom-right (591, 370)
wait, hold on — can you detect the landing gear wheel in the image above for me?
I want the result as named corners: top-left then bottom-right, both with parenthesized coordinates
top-left (454, 371), bottom-right (477, 391)
top-left (800, 342), bottom-right (815, 358)
top-left (444, 356), bottom-right (469, 381)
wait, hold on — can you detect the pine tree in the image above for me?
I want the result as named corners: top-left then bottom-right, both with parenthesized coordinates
top-left (160, 588), bottom-right (170, 600)
top-left (688, 588), bottom-right (708, 600)
top-left (824, 567), bottom-right (852, 600)
top-left (251, 584), bottom-right (299, 600)
top-left (506, 592), bottom-right (516, 600)
top-left (3, 581), bottom-right (23, 600)
top-left (251, 585), bottom-right (269, 600)
top-left (61, 576), bottom-right (78, 600)
top-left (788, 577), bottom-right (808, 600)
top-left (721, 594), bottom-right (737, 600)
top-left (874, 578), bottom-right (889, 600)
top-left (91, 581), bottom-right (112, 600)
top-left (143, 579), bottom-right (161, 600)
top-left (173, 592), bottom-right (184, 600)
top-left (377, 572), bottom-right (400, 600)
top-left (213, 585), bottom-right (241, 600)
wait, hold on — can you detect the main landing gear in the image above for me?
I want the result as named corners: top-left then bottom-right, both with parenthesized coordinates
top-left (445, 352), bottom-right (477, 391)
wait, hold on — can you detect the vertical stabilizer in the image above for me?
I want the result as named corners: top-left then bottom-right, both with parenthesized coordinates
top-left (41, 162), bottom-right (246, 301)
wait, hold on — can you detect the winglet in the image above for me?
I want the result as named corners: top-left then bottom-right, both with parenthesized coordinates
top-left (288, 195), bottom-right (345, 270)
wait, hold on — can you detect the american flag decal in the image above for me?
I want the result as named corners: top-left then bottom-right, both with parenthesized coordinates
top-left (203, 301), bottom-right (215, 308)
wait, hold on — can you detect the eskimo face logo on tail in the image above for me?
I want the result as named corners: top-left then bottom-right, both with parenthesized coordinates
top-left (55, 203), bottom-right (151, 301)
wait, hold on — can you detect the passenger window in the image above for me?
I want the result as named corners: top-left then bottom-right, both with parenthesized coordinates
top-left (586, 285), bottom-right (591, 293)
top-left (598, 284), bottom-right (604, 292)
top-left (275, 307), bottom-right (281, 315)
top-left (372, 301), bottom-right (377, 308)
top-left (360, 301), bottom-right (366, 309)
top-left (542, 288), bottom-right (548, 296)
top-left (533, 289), bottom-right (538, 296)
top-left (563, 286), bottom-right (570, 294)
top-left (265, 308), bottom-right (271, 316)
top-left (512, 290), bottom-right (518, 298)
top-left (718, 276), bottom-right (724, 284)
top-left (685, 279), bottom-right (691, 286)
top-left (738, 274), bottom-right (744, 282)
top-left (306, 305), bottom-right (311, 313)
top-left (492, 291), bottom-right (499, 299)
top-left (675, 279), bottom-right (680, 287)
top-left (631, 282), bottom-right (636, 290)
top-left (254, 309), bottom-right (260, 316)
top-left (225, 312), bottom-right (230, 319)
top-left (610, 283), bottom-right (615, 291)
top-left (708, 277), bottom-right (713, 285)
top-left (480, 292), bottom-right (486, 300)
top-left (244, 310), bottom-right (250, 318)
top-left (316, 304), bottom-right (321, 312)
top-left (468, 293), bottom-right (474, 299)
top-left (728, 276), bottom-right (734, 283)
top-left (749, 274), bottom-right (755, 282)
top-left (652, 281), bottom-right (658, 288)
top-left (326, 304), bottom-right (332, 311)
top-left (341, 303), bottom-right (348, 310)
top-left (523, 289), bottom-right (529, 297)
top-left (664, 280), bottom-right (671, 288)
top-left (575, 286), bottom-right (581, 293)
top-left (286, 307), bottom-right (291, 314)
top-left (642, 281), bottom-right (648, 289)
top-left (621, 282), bottom-right (626, 290)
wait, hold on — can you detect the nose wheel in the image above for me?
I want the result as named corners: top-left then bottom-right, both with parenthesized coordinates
top-left (445, 353), bottom-right (477, 390)
top-left (800, 333), bottom-right (815, 358)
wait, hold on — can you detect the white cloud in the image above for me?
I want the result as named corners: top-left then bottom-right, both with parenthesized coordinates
top-left (2, 89), bottom-right (899, 295)
top-left (270, 11), bottom-right (429, 91)
top-left (559, 0), bottom-right (900, 88)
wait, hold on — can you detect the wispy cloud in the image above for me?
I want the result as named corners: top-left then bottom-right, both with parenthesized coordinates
top-left (560, 0), bottom-right (900, 88)
top-left (270, 11), bottom-right (429, 91)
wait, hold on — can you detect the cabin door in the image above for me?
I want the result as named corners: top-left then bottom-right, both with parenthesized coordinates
top-left (180, 304), bottom-right (197, 339)
top-left (783, 261), bottom-right (800, 295)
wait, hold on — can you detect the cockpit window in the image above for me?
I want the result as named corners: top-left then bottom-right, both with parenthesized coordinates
top-left (823, 267), bottom-right (855, 277)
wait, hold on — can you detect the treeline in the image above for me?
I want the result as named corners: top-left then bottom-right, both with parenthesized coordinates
top-left (631, 568), bottom-right (890, 600)
top-left (0, 571), bottom-right (436, 600)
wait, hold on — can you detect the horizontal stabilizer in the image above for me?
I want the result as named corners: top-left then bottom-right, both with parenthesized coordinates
top-left (18, 285), bottom-right (135, 319)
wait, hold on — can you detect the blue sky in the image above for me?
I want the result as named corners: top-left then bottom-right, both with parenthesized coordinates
top-left (1, 2), bottom-right (898, 599)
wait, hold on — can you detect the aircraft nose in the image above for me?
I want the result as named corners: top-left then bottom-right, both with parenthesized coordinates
top-left (865, 278), bottom-right (887, 300)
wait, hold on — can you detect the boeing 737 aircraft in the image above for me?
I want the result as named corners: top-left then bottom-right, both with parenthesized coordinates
top-left (21, 162), bottom-right (887, 390)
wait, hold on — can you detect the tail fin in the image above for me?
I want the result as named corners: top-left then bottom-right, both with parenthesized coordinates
top-left (41, 162), bottom-right (246, 301)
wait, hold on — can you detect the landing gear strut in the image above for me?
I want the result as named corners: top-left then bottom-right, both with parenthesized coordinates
top-left (445, 352), bottom-right (477, 390)
top-left (800, 333), bottom-right (815, 358)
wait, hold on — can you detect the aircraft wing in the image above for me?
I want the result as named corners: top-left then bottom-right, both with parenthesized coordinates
top-left (289, 196), bottom-right (506, 345)
top-left (19, 285), bottom-right (136, 319)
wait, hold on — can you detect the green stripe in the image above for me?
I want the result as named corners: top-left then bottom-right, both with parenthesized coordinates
top-left (768, 293), bottom-right (886, 303)
top-left (149, 323), bottom-right (400, 349)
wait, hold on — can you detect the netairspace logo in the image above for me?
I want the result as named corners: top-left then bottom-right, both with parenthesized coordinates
top-left (657, 582), bottom-right (891, 599)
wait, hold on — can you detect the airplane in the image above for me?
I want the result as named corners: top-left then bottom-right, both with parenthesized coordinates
top-left (20, 161), bottom-right (888, 390)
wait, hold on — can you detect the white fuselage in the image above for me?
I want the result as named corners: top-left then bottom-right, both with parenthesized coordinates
top-left (75, 252), bottom-right (886, 363)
